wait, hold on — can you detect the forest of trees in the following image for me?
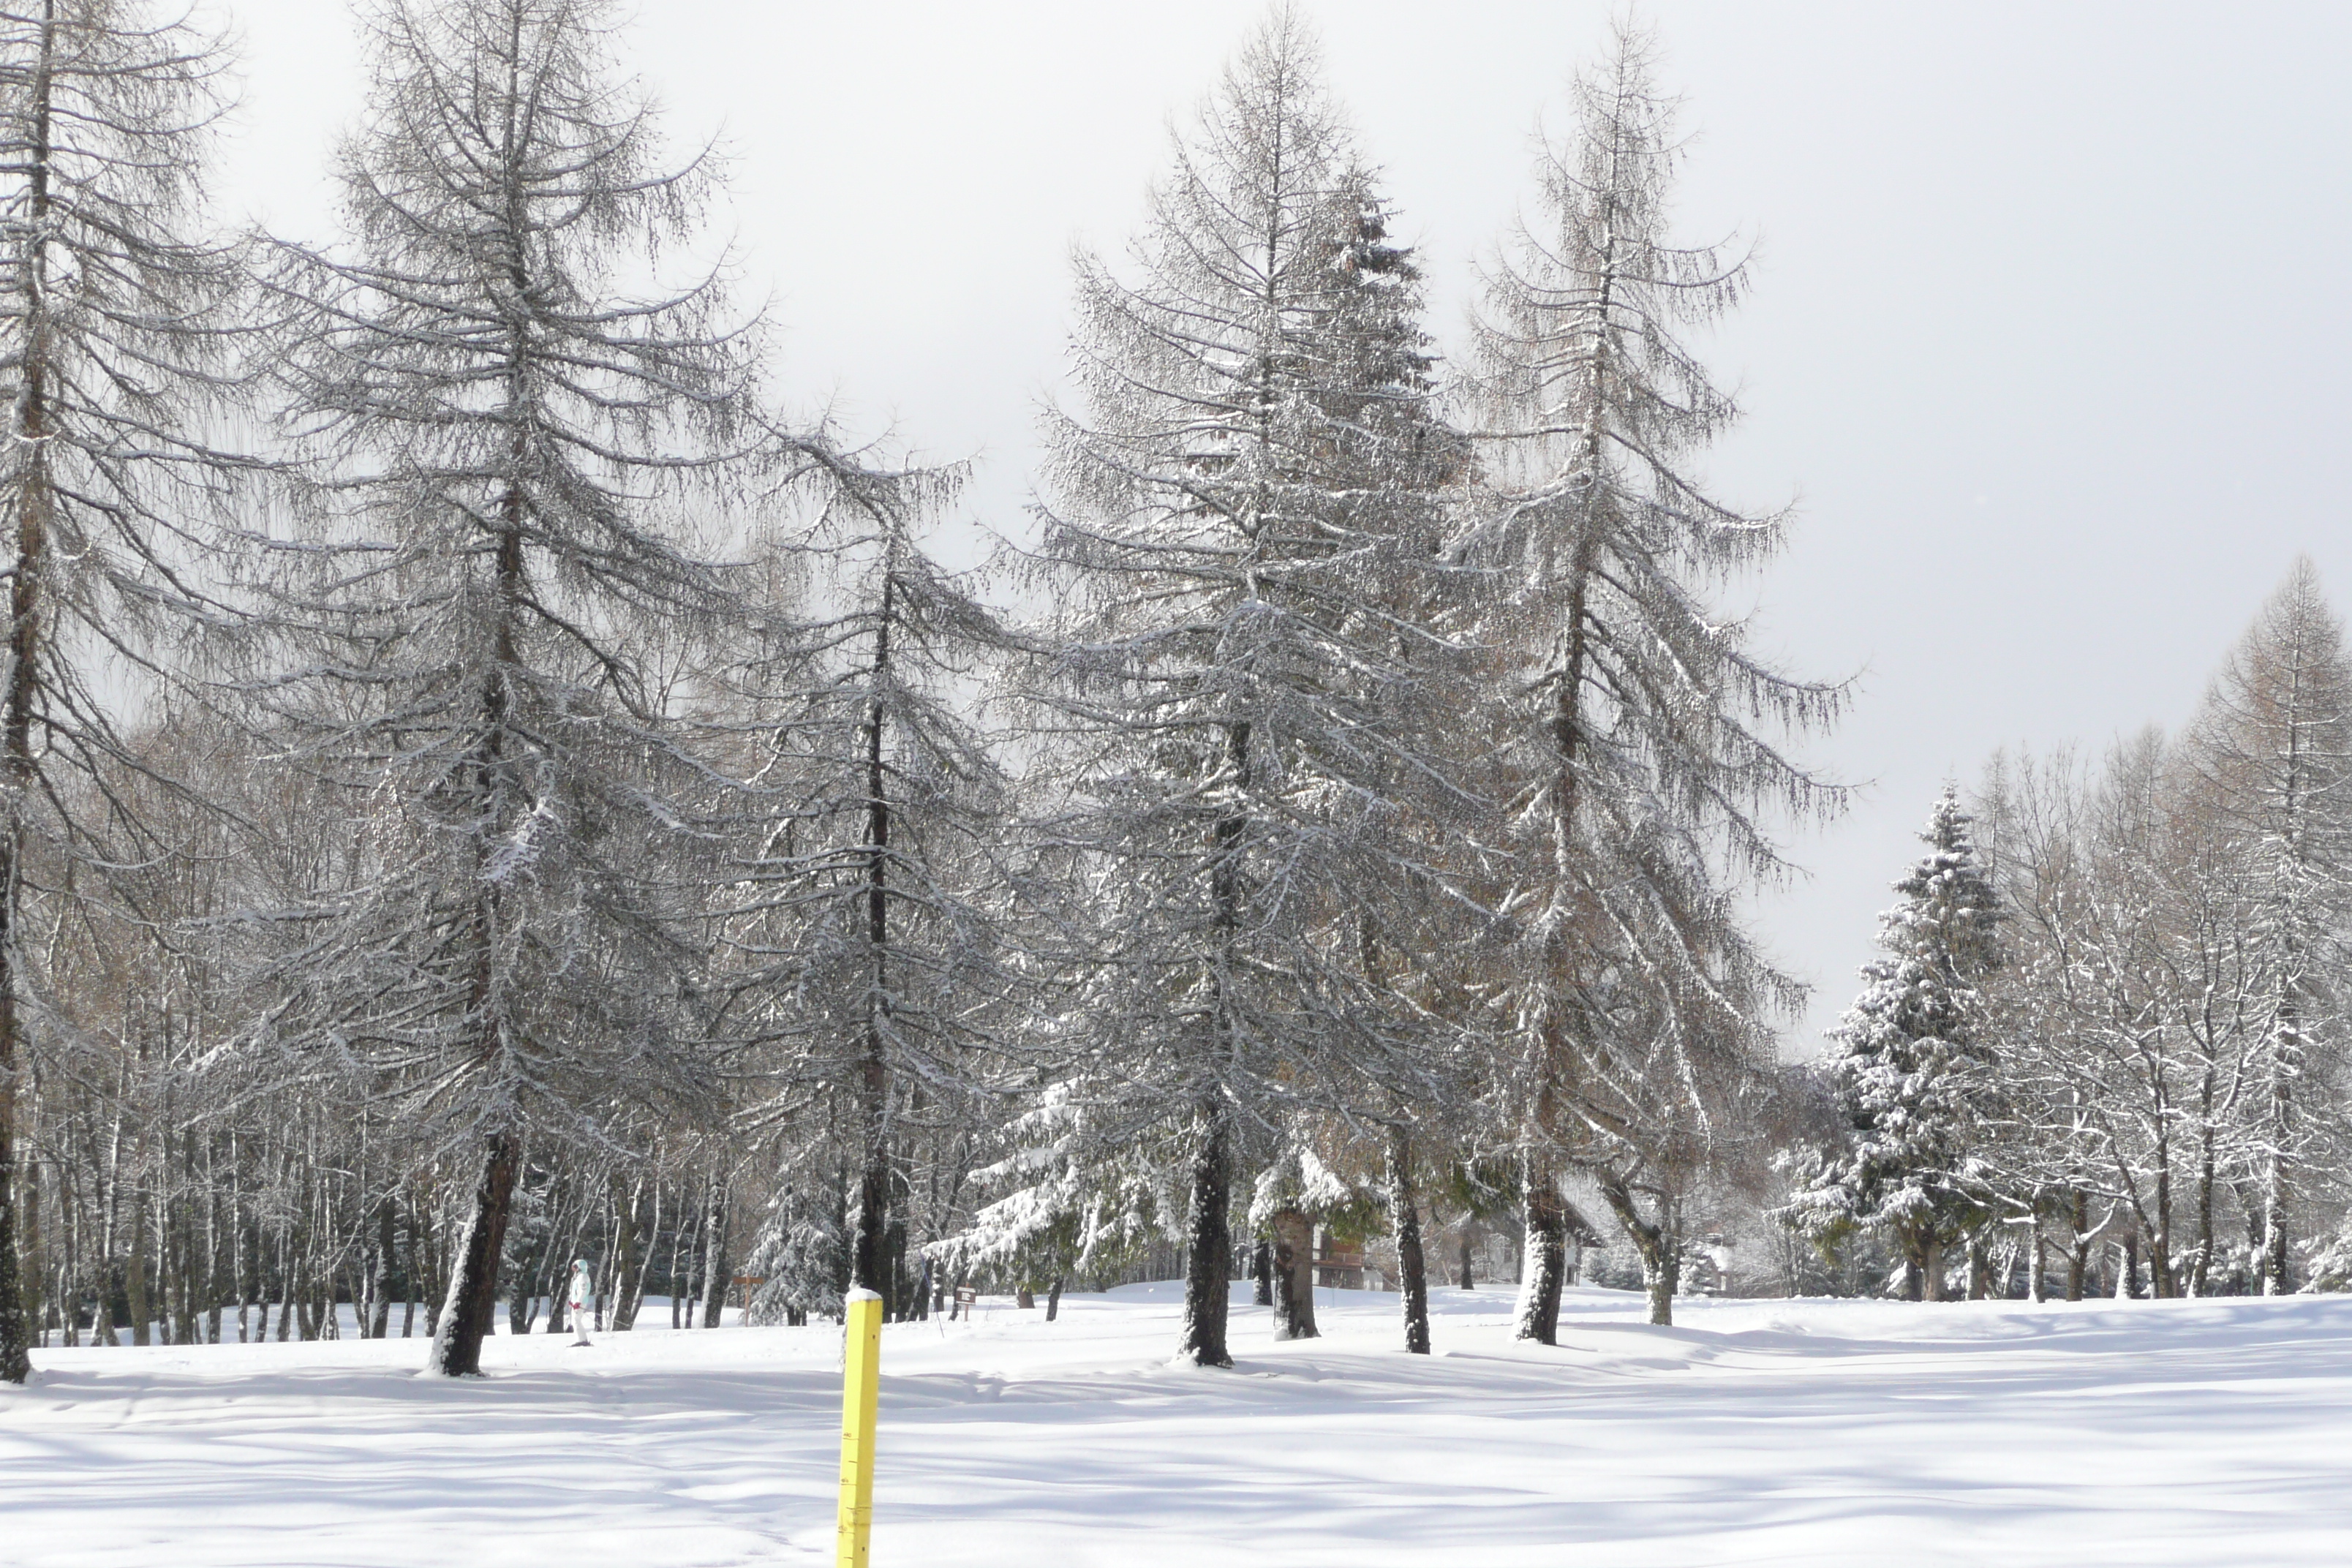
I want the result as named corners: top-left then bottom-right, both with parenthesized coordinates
top-left (1, 0), bottom-right (2346, 1387)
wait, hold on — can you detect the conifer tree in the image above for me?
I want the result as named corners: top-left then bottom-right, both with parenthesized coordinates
top-left (255, 0), bottom-right (775, 1377)
top-left (2177, 558), bottom-right (2352, 1293)
top-left (1460, 21), bottom-right (1841, 1339)
top-left (1791, 790), bottom-right (2003, 1298)
top-left (0, 0), bottom-right (252, 1383)
top-left (714, 484), bottom-right (1022, 1319)
top-left (1022, 5), bottom-right (1473, 1367)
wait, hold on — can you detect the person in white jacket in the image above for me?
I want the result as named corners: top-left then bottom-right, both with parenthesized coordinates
top-left (566, 1259), bottom-right (595, 1347)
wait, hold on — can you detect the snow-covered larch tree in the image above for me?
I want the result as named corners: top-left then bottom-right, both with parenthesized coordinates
top-left (1790, 791), bottom-right (2003, 1299)
top-left (0, 0), bottom-right (255, 1384)
top-left (713, 480), bottom-right (1025, 1319)
top-left (1022, 4), bottom-right (1478, 1367)
top-left (2177, 557), bottom-right (2351, 1293)
top-left (253, 0), bottom-right (777, 1378)
top-left (1458, 21), bottom-right (1842, 1340)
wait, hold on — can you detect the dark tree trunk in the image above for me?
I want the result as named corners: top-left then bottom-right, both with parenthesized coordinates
top-left (1384, 1126), bottom-right (1430, 1355)
top-left (428, 1131), bottom-right (521, 1376)
top-left (127, 1203), bottom-right (152, 1346)
top-left (1458, 1232), bottom-right (1474, 1291)
top-left (1598, 1175), bottom-right (1677, 1327)
top-left (0, 977), bottom-right (26, 1379)
top-left (848, 572), bottom-right (897, 1309)
top-left (609, 1175), bottom-right (644, 1331)
top-left (1251, 1238), bottom-right (1273, 1306)
top-left (1515, 1153), bottom-right (1567, 1344)
top-left (1046, 1275), bottom-right (1063, 1322)
top-left (1176, 1107), bottom-right (1233, 1368)
top-left (0, 5), bottom-right (57, 1387)
top-left (1270, 1207), bottom-right (1317, 1341)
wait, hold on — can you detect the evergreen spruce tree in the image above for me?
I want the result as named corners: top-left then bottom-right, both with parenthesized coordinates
top-left (1792, 789), bottom-right (2003, 1298)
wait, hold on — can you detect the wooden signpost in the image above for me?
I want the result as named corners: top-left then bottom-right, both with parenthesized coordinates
top-left (836, 1289), bottom-right (883, 1567)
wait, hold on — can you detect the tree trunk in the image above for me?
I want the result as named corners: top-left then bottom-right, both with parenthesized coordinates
top-left (1514, 1153), bottom-right (1567, 1344)
top-left (1598, 1174), bottom-right (1676, 1327)
top-left (0, 6), bottom-right (58, 1385)
top-left (1269, 1207), bottom-right (1317, 1341)
top-left (125, 1200), bottom-right (151, 1346)
top-left (611, 1176), bottom-right (646, 1331)
top-left (1458, 1231), bottom-right (1474, 1291)
top-left (848, 580), bottom-right (897, 1310)
top-left (1644, 1248), bottom-right (1679, 1325)
top-left (1384, 1126), bottom-right (1430, 1355)
top-left (1175, 1106), bottom-right (1233, 1368)
top-left (1966, 1232), bottom-right (1991, 1300)
top-left (428, 1131), bottom-right (521, 1376)
top-left (364, 1199), bottom-right (393, 1340)
top-left (1251, 1238), bottom-right (1273, 1307)
top-left (2260, 1145), bottom-right (2289, 1296)
top-left (2260, 995), bottom-right (2298, 1296)
top-left (674, 1183), bottom-right (699, 1326)
top-left (0, 978), bottom-right (26, 1378)
top-left (701, 1175), bottom-right (729, 1329)
top-left (2065, 1191), bottom-right (2089, 1301)
top-left (1046, 1275), bottom-right (1063, 1322)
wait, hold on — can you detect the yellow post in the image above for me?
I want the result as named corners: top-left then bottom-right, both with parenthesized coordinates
top-left (835, 1288), bottom-right (883, 1568)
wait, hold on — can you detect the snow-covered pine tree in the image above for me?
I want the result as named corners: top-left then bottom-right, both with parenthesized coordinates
top-left (1458, 21), bottom-right (1842, 1339)
top-left (742, 1177), bottom-right (843, 1327)
top-left (2176, 557), bottom-right (2352, 1294)
top-left (1021, 5), bottom-right (1477, 1368)
top-left (0, 0), bottom-right (255, 1383)
top-left (1793, 790), bottom-right (2003, 1299)
top-left (253, 0), bottom-right (776, 1378)
top-left (712, 477), bottom-right (1022, 1320)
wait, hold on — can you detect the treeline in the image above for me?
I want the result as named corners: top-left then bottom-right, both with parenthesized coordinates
top-left (1782, 561), bottom-right (2352, 1303)
top-left (0, 0), bottom-right (2338, 1390)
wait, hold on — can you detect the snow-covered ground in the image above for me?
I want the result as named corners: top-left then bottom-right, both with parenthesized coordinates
top-left (8, 1283), bottom-right (2349, 1566)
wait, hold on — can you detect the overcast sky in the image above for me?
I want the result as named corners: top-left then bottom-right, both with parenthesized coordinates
top-left (216, 0), bottom-right (2352, 1052)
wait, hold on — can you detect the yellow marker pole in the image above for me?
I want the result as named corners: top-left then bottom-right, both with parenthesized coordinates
top-left (836, 1288), bottom-right (883, 1568)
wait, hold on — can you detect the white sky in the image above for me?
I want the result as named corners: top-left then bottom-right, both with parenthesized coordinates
top-left (215, 0), bottom-right (2352, 1054)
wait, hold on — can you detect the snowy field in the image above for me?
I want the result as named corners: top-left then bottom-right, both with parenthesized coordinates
top-left (7, 1283), bottom-right (2350, 1567)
